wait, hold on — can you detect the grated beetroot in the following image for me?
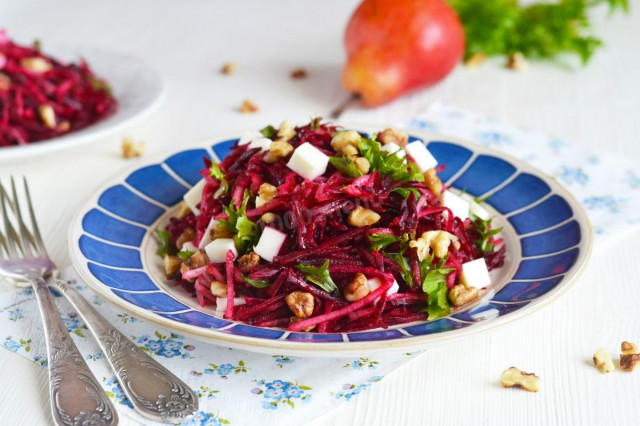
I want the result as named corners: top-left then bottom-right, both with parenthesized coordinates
top-left (160, 118), bottom-right (506, 333)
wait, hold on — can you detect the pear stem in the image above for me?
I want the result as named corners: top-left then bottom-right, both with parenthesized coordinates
top-left (330, 94), bottom-right (361, 120)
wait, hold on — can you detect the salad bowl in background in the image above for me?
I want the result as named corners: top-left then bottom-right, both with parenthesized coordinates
top-left (0, 43), bottom-right (164, 161)
top-left (68, 127), bottom-right (592, 357)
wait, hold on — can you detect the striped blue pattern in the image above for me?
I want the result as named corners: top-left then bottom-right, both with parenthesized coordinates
top-left (76, 135), bottom-right (587, 344)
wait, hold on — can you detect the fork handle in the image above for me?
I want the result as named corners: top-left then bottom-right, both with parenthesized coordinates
top-left (33, 277), bottom-right (118, 426)
top-left (54, 280), bottom-right (198, 424)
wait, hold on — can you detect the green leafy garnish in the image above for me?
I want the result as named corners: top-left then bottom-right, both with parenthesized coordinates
top-left (471, 213), bottom-right (503, 254)
top-left (210, 162), bottom-right (229, 195)
top-left (392, 187), bottom-right (422, 200)
top-left (243, 276), bottom-right (272, 288)
top-left (329, 156), bottom-right (363, 178)
top-left (219, 192), bottom-right (260, 254)
top-left (419, 255), bottom-right (454, 319)
top-left (309, 116), bottom-right (322, 130)
top-left (155, 229), bottom-right (171, 257)
top-left (384, 252), bottom-right (415, 288)
top-left (177, 250), bottom-right (194, 261)
top-left (448, 0), bottom-right (628, 65)
top-left (295, 259), bottom-right (338, 294)
top-left (33, 39), bottom-right (41, 50)
top-left (368, 233), bottom-right (408, 252)
top-left (260, 125), bottom-right (277, 138)
top-left (87, 76), bottom-right (113, 96)
top-left (358, 135), bottom-right (424, 183)
top-left (422, 280), bottom-right (451, 319)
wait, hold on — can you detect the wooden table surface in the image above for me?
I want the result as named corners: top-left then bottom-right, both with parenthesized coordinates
top-left (1, 1), bottom-right (639, 425)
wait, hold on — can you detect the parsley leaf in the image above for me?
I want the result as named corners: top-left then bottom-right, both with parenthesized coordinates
top-left (422, 280), bottom-right (451, 319)
top-left (260, 125), bottom-right (277, 138)
top-left (155, 229), bottom-right (171, 257)
top-left (448, 0), bottom-right (628, 65)
top-left (209, 162), bottom-right (229, 195)
top-left (177, 250), bottom-right (194, 261)
top-left (385, 252), bottom-right (415, 288)
top-left (419, 255), bottom-right (454, 319)
top-left (219, 192), bottom-right (260, 254)
top-left (392, 187), bottom-right (422, 200)
top-left (243, 276), bottom-right (272, 288)
top-left (368, 233), bottom-right (408, 252)
top-left (471, 213), bottom-right (503, 254)
top-left (329, 155), bottom-right (363, 178)
top-left (295, 259), bottom-right (338, 294)
top-left (358, 135), bottom-right (424, 183)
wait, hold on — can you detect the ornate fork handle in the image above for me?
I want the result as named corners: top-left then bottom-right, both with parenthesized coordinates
top-left (33, 277), bottom-right (117, 426)
top-left (54, 280), bottom-right (198, 424)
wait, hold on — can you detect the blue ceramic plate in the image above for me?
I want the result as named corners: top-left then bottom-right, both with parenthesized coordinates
top-left (68, 127), bottom-right (592, 357)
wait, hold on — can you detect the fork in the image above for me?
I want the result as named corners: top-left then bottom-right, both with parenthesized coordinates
top-left (0, 180), bottom-right (118, 425)
top-left (0, 178), bottom-right (198, 424)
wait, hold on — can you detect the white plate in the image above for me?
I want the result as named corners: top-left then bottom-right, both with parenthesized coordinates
top-left (0, 44), bottom-right (164, 161)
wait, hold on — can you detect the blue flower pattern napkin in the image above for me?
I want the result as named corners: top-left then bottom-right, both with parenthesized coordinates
top-left (2, 101), bottom-right (639, 425)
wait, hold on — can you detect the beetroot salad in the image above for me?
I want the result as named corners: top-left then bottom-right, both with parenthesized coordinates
top-left (158, 119), bottom-right (505, 333)
top-left (0, 30), bottom-right (117, 147)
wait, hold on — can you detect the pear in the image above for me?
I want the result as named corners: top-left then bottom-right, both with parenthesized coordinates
top-left (342, 0), bottom-right (465, 107)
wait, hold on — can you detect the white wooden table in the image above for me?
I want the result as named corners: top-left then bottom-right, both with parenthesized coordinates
top-left (1, 1), bottom-right (639, 425)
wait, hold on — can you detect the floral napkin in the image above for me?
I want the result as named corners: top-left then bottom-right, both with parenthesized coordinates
top-left (2, 101), bottom-right (640, 426)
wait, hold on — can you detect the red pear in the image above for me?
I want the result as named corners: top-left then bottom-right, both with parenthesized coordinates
top-left (342, 0), bottom-right (465, 107)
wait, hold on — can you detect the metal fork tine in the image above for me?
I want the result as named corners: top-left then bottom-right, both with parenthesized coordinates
top-left (0, 181), bottom-right (20, 258)
top-left (22, 178), bottom-right (47, 256)
top-left (10, 177), bottom-right (36, 257)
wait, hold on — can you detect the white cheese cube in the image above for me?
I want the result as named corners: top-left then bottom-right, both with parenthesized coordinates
top-left (286, 142), bottom-right (329, 180)
top-left (460, 258), bottom-right (491, 288)
top-left (183, 179), bottom-right (206, 215)
top-left (204, 238), bottom-right (238, 263)
top-left (247, 137), bottom-right (272, 152)
top-left (367, 277), bottom-right (399, 296)
top-left (198, 218), bottom-right (219, 249)
top-left (238, 130), bottom-right (265, 146)
top-left (181, 242), bottom-right (197, 253)
top-left (404, 141), bottom-right (437, 172)
top-left (215, 296), bottom-right (246, 312)
top-left (460, 193), bottom-right (492, 221)
top-left (441, 190), bottom-right (470, 220)
top-left (254, 226), bottom-right (287, 262)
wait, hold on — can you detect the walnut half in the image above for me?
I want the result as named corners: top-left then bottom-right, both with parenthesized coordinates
top-left (500, 367), bottom-right (540, 392)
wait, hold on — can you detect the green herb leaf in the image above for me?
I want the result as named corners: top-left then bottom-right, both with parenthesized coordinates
top-left (219, 192), bottom-right (260, 254)
top-left (392, 187), bottom-right (422, 200)
top-left (329, 156), bottom-right (363, 178)
top-left (358, 136), bottom-right (424, 183)
top-left (419, 254), bottom-right (454, 319)
top-left (177, 250), bottom-right (194, 261)
top-left (471, 213), bottom-right (503, 254)
top-left (368, 233), bottom-right (406, 252)
top-left (209, 162), bottom-right (229, 195)
top-left (384, 252), bottom-right (415, 287)
top-left (295, 259), bottom-right (338, 294)
top-left (260, 125), bottom-right (277, 138)
top-left (448, 0), bottom-right (628, 65)
top-left (309, 116), bottom-right (322, 130)
top-left (422, 280), bottom-right (451, 319)
top-left (155, 229), bottom-right (171, 257)
top-left (243, 276), bottom-right (272, 288)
